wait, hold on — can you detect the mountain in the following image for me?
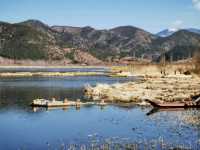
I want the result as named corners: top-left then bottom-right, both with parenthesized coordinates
top-left (187, 28), bottom-right (200, 35)
top-left (19, 19), bottom-right (50, 31)
top-left (157, 28), bottom-right (200, 37)
top-left (0, 19), bottom-right (200, 64)
top-left (155, 30), bottom-right (200, 50)
top-left (156, 29), bottom-right (179, 37)
top-left (154, 30), bottom-right (200, 61)
top-left (0, 21), bottom-right (65, 60)
top-left (51, 25), bottom-right (156, 60)
top-left (0, 20), bottom-right (103, 64)
top-left (51, 26), bottom-right (82, 34)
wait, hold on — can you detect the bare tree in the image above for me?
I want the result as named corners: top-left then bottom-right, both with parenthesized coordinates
top-left (192, 50), bottom-right (200, 74)
top-left (159, 48), bottom-right (167, 75)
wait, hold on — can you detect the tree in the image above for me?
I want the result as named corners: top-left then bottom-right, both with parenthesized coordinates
top-left (159, 48), bottom-right (167, 75)
top-left (192, 50), bottom-right (200, 74)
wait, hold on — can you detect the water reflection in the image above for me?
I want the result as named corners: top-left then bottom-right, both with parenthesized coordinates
top-left (0, 76), bottom-right (134, 109)
top-left (0, 67), bottom-right (109, 73)
top-left (147, 107), bottom-right (200, 127)
top-left (31, 105), bottom-right (107, 113)
top-left (0, 105), bottom-right (200, 149)
top-left (0, 76), bottom-right (200, 149)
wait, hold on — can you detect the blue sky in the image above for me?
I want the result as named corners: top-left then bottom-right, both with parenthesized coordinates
top-left (0, 0), bottom-right (200, 33)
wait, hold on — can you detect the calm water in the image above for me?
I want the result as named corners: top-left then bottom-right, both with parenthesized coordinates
top-left (0, 67), bottom-right (109, 73)
top-left (0, 73), bottom-right (200, 149)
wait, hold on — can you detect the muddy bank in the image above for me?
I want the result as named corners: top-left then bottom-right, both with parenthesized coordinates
top-left (84, 75), bottom-right (200, 103)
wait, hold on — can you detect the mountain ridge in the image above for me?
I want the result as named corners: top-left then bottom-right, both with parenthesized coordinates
top-left (0, 19), bottom-right (200, 64)
top-left (157, 28), bottom-right (200, 37)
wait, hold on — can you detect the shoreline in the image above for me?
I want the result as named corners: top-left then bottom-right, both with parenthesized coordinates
top-left (0, 71), bottom-right (107, 77)
top-left (84, 75), bottom-right (200, 103)
top-left (0, 65), bottom-right (110, 69)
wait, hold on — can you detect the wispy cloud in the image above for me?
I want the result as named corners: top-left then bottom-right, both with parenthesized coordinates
top-left (192, 0), bottom-right (200, 10)
top-left (169, 20), bottom-right (183, 31)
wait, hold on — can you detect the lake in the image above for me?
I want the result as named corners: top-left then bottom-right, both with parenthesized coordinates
top-left (0, 69), bottom-right (200, 149)
top-left (0, 67), bottom-right (109, 73)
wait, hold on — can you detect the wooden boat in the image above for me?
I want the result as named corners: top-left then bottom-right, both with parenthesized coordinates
top-left (146, 98), bottom-right (200, 108)
top-left (30, 99), bottom-right (77, 107)
top-left (146, 107), bottom-right (186, 116)
top-left (31, 98), bottom-right (100, 108)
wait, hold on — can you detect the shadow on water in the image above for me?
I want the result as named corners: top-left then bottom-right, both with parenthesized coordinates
top-left (0, 86), bottom-right (84, 108)
top-left (146, 107), bottom-right (188, 116)
top-left (0, 76), bottom-right (135, 109)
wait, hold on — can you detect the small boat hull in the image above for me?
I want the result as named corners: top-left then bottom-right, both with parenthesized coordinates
top-left (30, 99), bottom-right (99, 108)
top-left (146, 99), bottom-right (200, 108)
top-left (30, 99), bottom-right (77, 107)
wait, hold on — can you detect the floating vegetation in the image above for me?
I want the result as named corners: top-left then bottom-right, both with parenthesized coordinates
top-left (42, 136), bottom-right (200, 150)
top-left (85, 75), bottom-right (200, 103)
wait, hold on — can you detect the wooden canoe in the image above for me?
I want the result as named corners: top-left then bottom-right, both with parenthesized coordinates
top-left (146, 107), bottom-right (186, 115)
top-left (146, 99), bottom-right (200, 108)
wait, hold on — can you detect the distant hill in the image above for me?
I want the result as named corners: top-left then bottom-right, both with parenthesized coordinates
top-left (157, 28), bottom-right (200, 37)
top-left (187, 28), bottom-right (200, 35)
top-left (155, 30), bottom-right (200, 61)
top-left (50, 25), bottom-right (157, 60)
top-left (156, 29), bottom-right (178, 37)
top-left (0, 21), bottom-right (64, 60)
top-left (0, 19), bottom-right (200, 64)
top-left (51, 25), bottom-right (82, 34)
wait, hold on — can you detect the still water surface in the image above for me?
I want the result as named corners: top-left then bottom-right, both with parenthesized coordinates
top-left (0, 71), bottom-right (200, 149)
top-left (0, 67), bottom-right (109, 73)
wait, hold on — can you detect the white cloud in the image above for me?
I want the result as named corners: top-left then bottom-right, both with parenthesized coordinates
top-left (169, 20), bottom-right (183, 31)
top-left (192, 0), bottom-right (200, 10)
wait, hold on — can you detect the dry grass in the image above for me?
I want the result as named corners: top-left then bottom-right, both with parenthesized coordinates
top-left (192, 51), bottom-right (200, 75)
top-left (85, 75), bottom-right (200, 103)
top-left (111, 63), bottom-right (195, 77)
